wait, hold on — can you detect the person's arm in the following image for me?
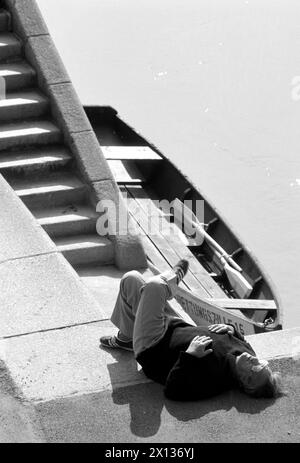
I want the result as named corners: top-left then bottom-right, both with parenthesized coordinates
top-left (208, 323), bottom-right (245, 341)
top-left (164, 336), bottom-right (216, 401)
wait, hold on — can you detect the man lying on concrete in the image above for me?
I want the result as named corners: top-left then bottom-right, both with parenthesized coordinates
top-left (100, 260), bottom-right (282, 401)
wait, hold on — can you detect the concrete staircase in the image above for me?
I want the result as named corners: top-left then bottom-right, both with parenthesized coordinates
top-left (0, 6), bottom-right (114, 268)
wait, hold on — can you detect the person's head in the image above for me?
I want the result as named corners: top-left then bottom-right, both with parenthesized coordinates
top-left (235, 352), bottom-right (282, 398)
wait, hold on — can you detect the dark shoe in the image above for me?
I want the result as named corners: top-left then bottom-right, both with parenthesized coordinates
top-left (100, 333), bottom-right (133, 352)
top-left (173, 259), bottom-right (189, 284)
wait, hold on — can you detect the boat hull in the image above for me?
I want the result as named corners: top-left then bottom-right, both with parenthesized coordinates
top-left (84, 105), bottom-right (282, 333)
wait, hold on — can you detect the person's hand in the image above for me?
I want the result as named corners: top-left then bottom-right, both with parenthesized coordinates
top-left (186, 335), bottom-right (213, 359)
top-left (208, 324), bottom-right (235, 335)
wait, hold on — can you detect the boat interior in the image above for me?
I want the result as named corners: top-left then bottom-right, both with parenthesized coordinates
top-left (84, 106), bottom-right (281, 331)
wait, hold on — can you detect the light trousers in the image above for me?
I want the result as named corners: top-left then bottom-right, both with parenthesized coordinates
top-left (111, 271), bottom-right (177, 356)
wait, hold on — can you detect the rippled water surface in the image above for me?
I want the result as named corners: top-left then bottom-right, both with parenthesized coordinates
top-left (38, 0), bottom-right (300, 328)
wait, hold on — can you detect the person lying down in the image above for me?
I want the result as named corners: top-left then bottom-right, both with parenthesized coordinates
top-left (100, 260), bottom-right (282, 401)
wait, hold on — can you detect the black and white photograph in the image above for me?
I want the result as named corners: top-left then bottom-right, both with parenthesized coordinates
top-left (0, 0), bottom-right (299, 447)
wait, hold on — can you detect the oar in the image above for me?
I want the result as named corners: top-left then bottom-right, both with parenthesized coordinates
top-left (212, 249), bottom-right (252, 298)
top-left (172, 198), bottom-right (253, 298)
top-left (172, 198), bottom-right (242, 271)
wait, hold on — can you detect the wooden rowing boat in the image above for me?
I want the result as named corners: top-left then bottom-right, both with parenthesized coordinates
top-left (84, 105), bottom-right (283, 336)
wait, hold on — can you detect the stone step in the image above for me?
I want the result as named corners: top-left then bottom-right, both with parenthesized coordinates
top-left (11, 172), bottom-right (87, 209)
top-left (0, 33), bottom-right (22, 61)
top-left (0, 145), bottom-right (72, 175)
top-left (0, 61), bottom-right (36, 91)
top-left (54, 234), bottom-right (114, 266)
top-left (0, 89), bottom-right (49, 121)
top-left (0, 120), bottom-right (61, 151)
top-left (34, 204), bottom-right (99, 238)
top-left (0, 9), bottom-right (10, 32)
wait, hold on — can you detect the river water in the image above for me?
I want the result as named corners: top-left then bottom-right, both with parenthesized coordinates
top-left (37, 0), bottom-right (300, 329)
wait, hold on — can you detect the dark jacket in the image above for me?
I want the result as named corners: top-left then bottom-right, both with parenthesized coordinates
top-left (136, 319), bottom-right (256, 401)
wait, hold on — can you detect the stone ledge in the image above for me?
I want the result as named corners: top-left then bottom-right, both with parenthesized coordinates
top-left (0, 320), bottom-right (148, 403)
top-left (49, 83), bottom-right (92, 137)
top-left (246, 327), bottom-right (300, 361)
top-left (4, 0), bottom-right (148, 270)
top-left (92, 179), bottom-right (147, 270)
top-left (69, 131), bottom-right (113, 183)
top-left (25, 35), bottom-right (70, 90)
top-left (4, 0), bottom-right (49, 39)
top-left (0, 253), bottom-right (107, 338)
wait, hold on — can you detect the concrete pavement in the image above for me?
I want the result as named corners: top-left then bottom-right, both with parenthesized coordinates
top-left (0, 262), bottom-right (299, 442)
top-left (35, 357), bottom-right (300, 443)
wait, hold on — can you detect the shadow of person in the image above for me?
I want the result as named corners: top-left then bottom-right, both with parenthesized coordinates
top-left (103, 346), bottom-right (165, 438)
top-left (165, 390), bottom-right (233, 422)
top-left (103, 347), bottom-right (276, 439)
top-left (111, 382), bottom-right (165, 438)
top-left (230, 389), bottom-right (276, 414)
top-left (165, 388), bottom-right (276, 423)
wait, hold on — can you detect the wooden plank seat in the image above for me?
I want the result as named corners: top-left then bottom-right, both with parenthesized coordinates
top-left (107, 160), bottom-right (145, 184)
top-left (103, 146), bottom-right (162, 185)
top-left (210, 299), bottom-right (276, 311)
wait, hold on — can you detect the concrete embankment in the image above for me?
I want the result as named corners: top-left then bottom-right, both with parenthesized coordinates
top-left (0, 0), bottom-right (146, 271)
top-left (0, 0), bottom-right (299, 443)
top-left (1, 323), bottom-right (299, 443)
top-left (0, 158), bottom-right (299, 442)
top-left (0, 219), bottom-right (299, 443)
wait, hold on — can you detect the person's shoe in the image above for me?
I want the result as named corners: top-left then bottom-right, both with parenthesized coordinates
top-left (172, 259), bottom-right (189, 284)
top-left (100, 333), bottom-right (133, 352)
